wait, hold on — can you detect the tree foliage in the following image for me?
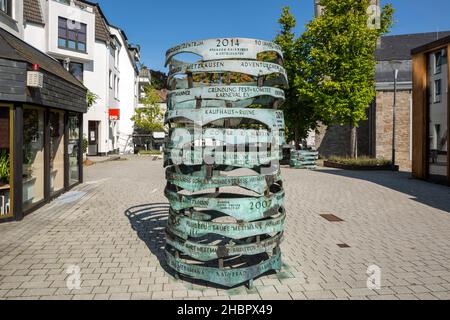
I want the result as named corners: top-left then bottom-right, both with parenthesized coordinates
top-left (297, 0), bottom-right (394, 127)
top-left (131, 85), bottom-right (164, 133)
top-left (274, 7), bottom-right (318, 147)
top-left (274, 1), bottom-right (394, 149)
top-left (86, 90), bottom-right (98, 109)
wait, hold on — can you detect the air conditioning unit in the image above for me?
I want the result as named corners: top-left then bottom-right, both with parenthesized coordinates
top-left (27, 71), bottom-right (44, 88)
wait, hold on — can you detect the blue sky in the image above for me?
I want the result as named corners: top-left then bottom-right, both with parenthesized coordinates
top-left (96, 0), bottom-right (450, 72)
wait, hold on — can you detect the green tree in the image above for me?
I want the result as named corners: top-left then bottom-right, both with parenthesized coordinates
top-left (132, 85), bottom-right (164, 132)
top-left (86, 90), bottom-right (98, 109)
top-left (297, 0), bottom-right (394, 157)
top-left (274, 7), bottom-right (320, 149)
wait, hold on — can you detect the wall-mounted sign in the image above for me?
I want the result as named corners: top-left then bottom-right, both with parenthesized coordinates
top-left (109, 109), bottom-right (120, 121)
top-left (26, 71), bottom-right (44, 88)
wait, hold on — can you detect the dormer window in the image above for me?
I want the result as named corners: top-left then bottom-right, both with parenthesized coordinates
top-left (58, 17), bottom-right (87, 53)
top-left (0, 0), bottom-right (12, 17)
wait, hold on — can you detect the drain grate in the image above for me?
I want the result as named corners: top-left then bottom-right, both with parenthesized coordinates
top-left (337, 243), bottom-right (351, 248)
top-left (320, 214), bottom-right (344, 222)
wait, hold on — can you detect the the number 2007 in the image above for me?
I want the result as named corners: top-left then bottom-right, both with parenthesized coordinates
top-left (216, 38), bottom-right (240, 47)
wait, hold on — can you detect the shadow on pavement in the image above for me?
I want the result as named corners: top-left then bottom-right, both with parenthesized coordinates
top-left (124, 203), bottom-right (278, 290)
top-left (316, 169), bottom-right (450, 213)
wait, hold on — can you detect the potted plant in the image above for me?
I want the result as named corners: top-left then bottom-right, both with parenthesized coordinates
top-left (0, 150), bottom-right (10, 186)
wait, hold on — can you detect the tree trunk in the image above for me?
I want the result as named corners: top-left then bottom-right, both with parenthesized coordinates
top-left (350, 125), bottom-right (358, 158)
top-left (294, 127), bottom-right (301, 150)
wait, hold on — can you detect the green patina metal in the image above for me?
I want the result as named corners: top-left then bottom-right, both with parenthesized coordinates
top-left (164, 186), bottom-right (284, 222)
top-left (166, 166), bottom-right (282, 194)
top-left (166, 128), bottom-right (285, 150)
top-left (164, 149), bottom-right (282, 168)
top-left (167, 208), bottom-right (286, 240)
top-left (168, 60), bottom-right (288, 88)
top-left (165, 250), bottom-right (282, 287)
top-left (165, 38), bottom-right (283, 66)
top-left (163, 38), bottom-right (287, 287)
top-left (165, 231), bottom-right (284, 262)
top-left (290, 150), bottom-right (319, 169)
top-left (165, 108), bottom-right (285, 130)
top-left (168, 86), bottom-right (285, 106)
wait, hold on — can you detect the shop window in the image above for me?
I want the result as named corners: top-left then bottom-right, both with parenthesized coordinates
top-left (49, 110), bottom-right (65, 195)
top-left (23, 107), bottom-right (45, 211)
top-left (0, 106), bottom-right (12, 219)
top-left (68, 113), bottom-right (80, 186)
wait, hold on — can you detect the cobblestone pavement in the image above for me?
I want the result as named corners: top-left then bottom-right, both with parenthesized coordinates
top-left (1, 156), bottom-right (449, 300)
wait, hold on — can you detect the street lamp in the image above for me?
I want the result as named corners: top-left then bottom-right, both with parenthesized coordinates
top-left (392, 68), bottom-right (398, 171)
top-left (389, 60), bottom-right (402, 171)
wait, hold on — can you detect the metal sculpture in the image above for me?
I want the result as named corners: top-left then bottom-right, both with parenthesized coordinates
top-left (290, 150), bottom-right (319, 169)
top-left (163, 38), bottom-right (287, 288)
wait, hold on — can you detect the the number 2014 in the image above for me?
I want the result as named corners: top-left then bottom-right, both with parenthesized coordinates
top-left (217, 38), bottom-right (240, 47)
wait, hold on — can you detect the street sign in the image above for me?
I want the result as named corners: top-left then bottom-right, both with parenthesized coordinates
top-left (109, 109), bottom-right (120, 121)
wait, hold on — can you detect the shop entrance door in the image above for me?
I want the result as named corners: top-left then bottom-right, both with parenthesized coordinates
top-left (88, 121), bottom-right (99, 156)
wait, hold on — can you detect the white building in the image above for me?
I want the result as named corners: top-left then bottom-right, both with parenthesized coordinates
top-left (110, 25), bottom-right (140, 154)
top-left (21, 0), bottom-right (140, 155)
top-left (0, 0), bottom-right (24, 37)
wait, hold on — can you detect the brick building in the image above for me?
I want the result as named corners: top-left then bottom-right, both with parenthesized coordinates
top-left (315, 32), bottom-right (450, 172)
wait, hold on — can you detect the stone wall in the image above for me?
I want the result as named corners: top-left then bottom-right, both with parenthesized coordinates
top-left (375, 90), bottom-right (412, 171)
top-left (315, 108), bottom-right (372, 158)
top-left (314, 90), bottom-right (412, 172)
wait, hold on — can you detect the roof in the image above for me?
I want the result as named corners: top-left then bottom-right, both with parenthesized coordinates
top-left (73, 0), bottom-right (110, 43)
top-left (0, 27), bottom-right (86, 89)
top-left (376, 31), bottom-right (450, 61)
top-left (23, 0), bottom-right (44, 25)
top-left (412, 35), bottom-right (450, 55)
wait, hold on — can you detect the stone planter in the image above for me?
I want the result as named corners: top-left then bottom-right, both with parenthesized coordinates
top-left (324, 160), bottom-right (399, 171)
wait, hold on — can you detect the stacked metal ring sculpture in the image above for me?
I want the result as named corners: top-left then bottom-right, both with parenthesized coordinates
top-left (163, 38), bottom-right (288, 288)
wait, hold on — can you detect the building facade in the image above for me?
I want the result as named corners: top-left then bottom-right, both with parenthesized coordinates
top-left (0, 26), bottom-right (87, 222)
top-left (21, 0), bottom-right (140, 156)
top-left (412, 37), bottom-right (450, 186)
top-left (314, 32), bottom-right (450, 172)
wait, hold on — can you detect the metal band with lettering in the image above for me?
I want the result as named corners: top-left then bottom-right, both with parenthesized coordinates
top-left (165, 38), bottom-right (283, 66)
top-left (164, 186), bottom-right (284, 222)
top-left (164, 150), bottom-right (282, 168)
top-left (165, 108), bottom-right (285, 130)
top-left (290, 150), bottom-right (319, 168)
top-left (168, 60), bottom-right (288, 88)
top-left (166, 166), bottom-right (282, 194)
top-left (167, 208), bottom-right (285, 240)
top-left (165, 250), bottom-right (282, 288)
top-left (164, 38), bottom-right (287, 288)
top-left (166, 231), bottom-right (284, 262)
top-left (167, 128), bottom-right (285, 149)
top-left (168, 86), bottom-right (285, 108)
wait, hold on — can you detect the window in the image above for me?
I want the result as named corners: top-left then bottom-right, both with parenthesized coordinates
top-left (109, 70), bottom-right (113, 89)
top-left (435, 51), bottom-right (443, 74)
top-left (23, 107), bottom-right (45, 211)
top-left (113, 75), bottom-right (117, 97)
top-left (114, 76), bottom-right (120, 99)
top-left (58, 17), bottom-right (87, 53)
top-left (434, 79), bottom-right (442, 103)
top-left (116, 78), bottom-right (120, 99)
top-left (0, 0), bottom-right (12, 17)
top-left (69, 62), bottom-right (83, 82)
top-left (68, 113), bottom-right (80, 186)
